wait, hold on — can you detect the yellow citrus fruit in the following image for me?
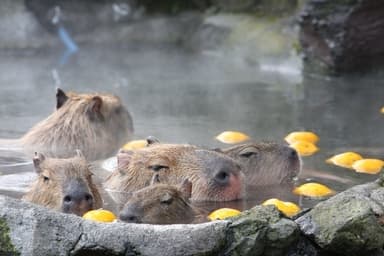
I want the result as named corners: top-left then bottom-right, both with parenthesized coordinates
top-left (285, 131), bottom-right (319, 145)
top-left (326, 152), bottom-right (363, 169)
top-left (215, 131), bottom-right (250, 144)
top-left (83, 209), bottom-right (117, 223)
top-left (262, 198), bottom-right (301, 217)
top-left (293, 182), bottom-right (335, 198)
top-left (208, 208), bottom-right (241, 221)
top-left (122, 140), bottom-right (148, 150)
top-left (289, 141), bottom-right (319, 156)
top-left (380, 107), bottom-right (384, 113)
top-left (352, 159), bottom-right (384, 174)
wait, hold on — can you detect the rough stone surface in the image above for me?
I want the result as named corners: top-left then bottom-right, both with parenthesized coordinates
top-left (5, 179), bottom-right (384, 255)
top-left (0, 196), bottom-right (228, 256)
top-left (224, 205), bottom-right (299, 256)
top-left (299, 0), bottom-right (384, 74)
top-left (0, 195), bottom-right (304, 256)
top-left (295, 179), bottom-right (384, 256)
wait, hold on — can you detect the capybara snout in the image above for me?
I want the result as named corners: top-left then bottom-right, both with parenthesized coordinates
top-left (62, 178), bottom-right (95, 216)
top-left (221, 141), bottom-right (301, 186)
top-left (195, 149), bottom-right (242, 187)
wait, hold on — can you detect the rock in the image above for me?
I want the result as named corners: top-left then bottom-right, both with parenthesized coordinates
top-left (295, 179), bottom-right (384, 256)
top-left (0, 196), bottom-right (228, 255)
top-left (0, 195), bottom-right (302, 255)
top-left (224, 205), bottom-right (299, 256)
top-left (298, 0), bottom-right (384, 74)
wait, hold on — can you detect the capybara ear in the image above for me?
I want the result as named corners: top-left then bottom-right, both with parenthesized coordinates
top-left (179, 179), bottom-right (192, 199)
top-left (90, 96), bottom-right (103, 114)
top-left (75, 149), bottom-right (85, 159)
top-left (150, 173), bottom-right (161, 185)
top-left (56, 88), bottom-right (68, 109)
top-left (117, 149), bottom-right (133, 174)
top-left (146, 136), bottom-right (160, 146)
top-left (33, 152), bottom-right (45, 173)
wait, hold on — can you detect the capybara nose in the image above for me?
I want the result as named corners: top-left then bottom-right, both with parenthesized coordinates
top-left (62, 192), bottom-right (94, 215)
top-left (119, 209), bottom-right (141, 223)
top-left (283, 146), bottom-right (299, 160)
top-left (214, 169), bottom-right (231, 185)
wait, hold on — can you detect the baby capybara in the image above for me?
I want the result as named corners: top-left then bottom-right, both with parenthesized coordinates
top-left (18, 88), bottom-right (133, 160)
top-left (104, 142), bottom-right (245, 202)
top-left (220, 141), bottom-right (301, 186)
top-left (119, 174), bottom-right (204, 224)
top-left (23, 151), bottom-right (102, 216)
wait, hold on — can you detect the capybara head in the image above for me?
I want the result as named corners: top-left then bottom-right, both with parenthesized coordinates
top-left (119, 174), bottom-right (201, 224)
top-left (23, 151), bottom-right (102, 216)
top-left (104, 142), bottom-right (244, 202)
top-left (220, 141), bottom-right (301, 186)
top-left (21, 88), bottom-right (133, 160)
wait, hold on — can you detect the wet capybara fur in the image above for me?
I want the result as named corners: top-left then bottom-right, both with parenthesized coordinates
top-left (119, 174), bottom-right (205, 224)
top-left (220, 141), bottom-right (301, 186)
top-left (23, 151), bottom-right (102, 216)
top-left (19, 88), bottom-right (133, 160)
top-left (104, 142), bottom-right (245, 202)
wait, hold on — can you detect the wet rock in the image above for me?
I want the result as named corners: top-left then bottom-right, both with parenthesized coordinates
top-left (225, 205), bottom-right (299, 256)
top-left (0, 195), bottom-right (303, 255)
top-left (295, 179), bottom-right (384, 256)
top-left (0, 195), bottom-right (228, 255)
top-left (299, 0), bottom-right (384, 74)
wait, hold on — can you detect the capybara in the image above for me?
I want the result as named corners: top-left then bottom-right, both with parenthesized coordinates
top-left (219, 141), bottom-right (301, 186)
top-left (119, 174), bottom-right (205, 224)
top-left (23, 151), bottom-right (103, 216)
top-left (2, 88), bottom-right (133, 161)
top-left (104, 142), bottom-right (245, 202)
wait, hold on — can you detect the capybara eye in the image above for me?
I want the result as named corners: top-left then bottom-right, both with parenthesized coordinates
top-left (149, 165), bottom-right (169, 172)
top-left (239, 151), bottom-right (257, 158)
top-left (42, 176), bottom-right (49, 182)
top-left (160, 195), bottom-right (173, 205)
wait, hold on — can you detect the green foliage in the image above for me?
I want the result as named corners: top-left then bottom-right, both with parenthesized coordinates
top-left (0, 218), bottom-right (19, 256)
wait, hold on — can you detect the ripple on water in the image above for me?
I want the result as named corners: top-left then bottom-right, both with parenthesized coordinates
top-left (0, 172), bottom-right (36, 194)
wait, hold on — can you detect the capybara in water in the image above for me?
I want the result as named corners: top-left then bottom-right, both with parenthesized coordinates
top-left (104, 142), bottom-right (245, 202)
top-left (219, 141), bottom-right (301, 186)
top-left (2, 88), bottom-right (133, 161)
top-left (119, 174), bottom-right (205, 224)
top-left (23, 151), bottom-right (103, 216)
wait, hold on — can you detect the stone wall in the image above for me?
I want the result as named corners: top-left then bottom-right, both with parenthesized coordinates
top-left (2, 177), bottom-right (384, 255)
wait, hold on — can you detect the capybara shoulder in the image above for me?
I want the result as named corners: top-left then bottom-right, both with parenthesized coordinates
top-left (104, 142), bottom-right (244, 202)
top-left (220, 141), bottom-right (301, 186)
top-left (20, 88), bottom-right (133, 160)
top-left (119, 175), bottom-right (204, 224)
top-left (23, 151), bottom-right (102, 216)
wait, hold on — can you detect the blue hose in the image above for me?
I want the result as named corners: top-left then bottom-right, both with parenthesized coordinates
top-left (58, 26), bottom-right (79, 65)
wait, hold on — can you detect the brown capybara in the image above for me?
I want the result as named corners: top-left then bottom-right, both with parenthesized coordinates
top-left (2, 88), bottom-right (133, 161)
top-left (219, 141), bottom-right (301, 186)
top-left (23, 151), bottom-right (103, 216)
top-left (119, 174), bottom-right (205, 224)
top-left (104, 142), bottom-right (245, 202)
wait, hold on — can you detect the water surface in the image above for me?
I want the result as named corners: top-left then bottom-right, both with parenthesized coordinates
top-left (1, 42), bottom-right (383, 213)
